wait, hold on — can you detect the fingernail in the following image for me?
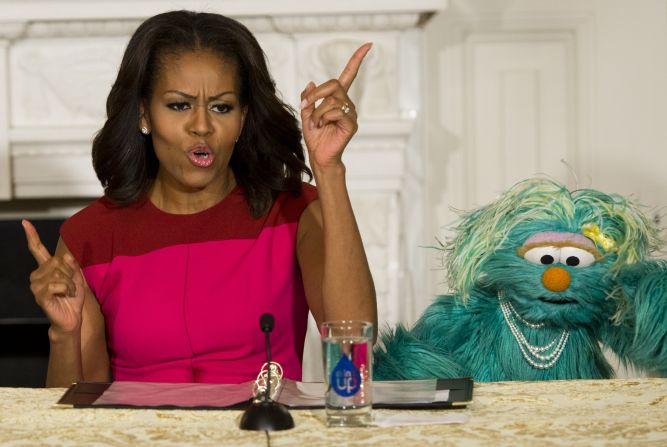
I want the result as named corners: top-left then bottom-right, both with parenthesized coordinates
top-left (300, 99), bottom-right (308, 110)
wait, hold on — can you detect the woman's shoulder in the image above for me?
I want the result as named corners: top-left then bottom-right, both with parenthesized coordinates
top-left (61, 196), bottom-right (134, 231)
top-left (249, 182), bottom-right (318, 226)
top-left (300, 182), bottom-right (318, 203)
top-left (61, 197), bottom-right (104, 232)
top-left (272, 181), bottom-right (318, 214)
top-left (60, 196), bottom-right (145, 265)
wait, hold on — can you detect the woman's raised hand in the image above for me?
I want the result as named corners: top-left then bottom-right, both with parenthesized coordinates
top-left (22, 220), bottom-right (85, 337)
top-left (299, 43), bottom-right (372, 171)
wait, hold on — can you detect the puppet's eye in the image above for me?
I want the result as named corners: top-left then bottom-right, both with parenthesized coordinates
top-left (559, 247), bottom-right (595, 268)
top-left (523, 247), bottom-right (560, 265)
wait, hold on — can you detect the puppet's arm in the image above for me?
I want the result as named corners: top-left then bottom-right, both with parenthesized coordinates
top-left (373, 296), bottom-right (467, 380)
top-left (601, 260), bottom-right (667, 375)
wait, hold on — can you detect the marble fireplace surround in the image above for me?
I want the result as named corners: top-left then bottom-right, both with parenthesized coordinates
top-left (0, 1), bottom-right (447, 380)
top-left (0, 0), bottom-right (446, 198)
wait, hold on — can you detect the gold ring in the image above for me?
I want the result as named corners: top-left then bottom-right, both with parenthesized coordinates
top-left (341, 103), bottom-right (351, 114)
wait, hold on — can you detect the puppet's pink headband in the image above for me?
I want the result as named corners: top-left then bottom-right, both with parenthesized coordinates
top-left (517, 231), bottom-right (603, 260)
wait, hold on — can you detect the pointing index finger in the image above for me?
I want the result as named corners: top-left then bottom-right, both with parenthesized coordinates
top-left (22, 219), bottom-right (52, 265)
top-left (338, 42), bottom-right (373, 92)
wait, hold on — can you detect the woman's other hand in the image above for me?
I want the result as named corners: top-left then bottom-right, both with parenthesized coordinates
top-left (22, 219), bottom-right (85, 338)
top-left (299, 43), bottom-right (372, 171)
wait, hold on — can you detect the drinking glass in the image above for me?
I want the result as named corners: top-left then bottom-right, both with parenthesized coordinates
top-left (320, 320), bottom-right (373, 427)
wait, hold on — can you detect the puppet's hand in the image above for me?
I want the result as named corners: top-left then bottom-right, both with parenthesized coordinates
top-left (617, 260), bottom-right (667, 300)
top-left (614, 260), bottom-right (667, 374)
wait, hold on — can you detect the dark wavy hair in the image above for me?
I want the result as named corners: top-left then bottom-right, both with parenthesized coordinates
top-left (92, 10), bottom-right (311, 217)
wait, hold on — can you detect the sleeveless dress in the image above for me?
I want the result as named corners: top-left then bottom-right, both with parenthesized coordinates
top-left (60, 183), bottom-right (318, 383)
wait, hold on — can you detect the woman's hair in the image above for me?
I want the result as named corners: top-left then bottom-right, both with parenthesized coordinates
top-left (92, 10), bottom-right (311, 217)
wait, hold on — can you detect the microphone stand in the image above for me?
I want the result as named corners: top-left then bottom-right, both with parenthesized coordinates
top-left (239, 313), bottom-right (295, 431)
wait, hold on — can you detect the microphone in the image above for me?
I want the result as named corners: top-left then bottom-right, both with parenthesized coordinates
top-left (260, 313), bottom-right (274, 402)
top-left (239, 313), bottom-right (295, 431)
top-left (260, 313), bottom-right (274, 332)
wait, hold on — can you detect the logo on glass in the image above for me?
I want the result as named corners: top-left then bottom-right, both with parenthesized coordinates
top-left (331, 354), bottom-right (361, 397)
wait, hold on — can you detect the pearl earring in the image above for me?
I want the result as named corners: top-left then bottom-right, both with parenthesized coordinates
top-left (140, 127), bottom-right (149, 135)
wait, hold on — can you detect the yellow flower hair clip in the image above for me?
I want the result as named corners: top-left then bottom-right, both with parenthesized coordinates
top-left (582, 223), bottom-right (617, 253)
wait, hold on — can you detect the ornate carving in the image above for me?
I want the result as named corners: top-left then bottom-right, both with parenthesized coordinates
top-left (255, 34), bottom-right (296, 104)
top-left (0, 23), bottom-right (27, 40)
top-left (297, 36), bottom-right (399, 119)
top-left (25, 20), bottom-right (140, 38)
top-left (273, 14), bottom-right (421, 33)
top-left (2, 14), bottom-right (424, 39)
top-left (11, 40), bottom-right (125, 126)
top-left (12, 143), bottom-right (91, 157)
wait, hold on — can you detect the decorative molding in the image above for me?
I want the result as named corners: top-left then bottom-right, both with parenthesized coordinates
top-left (24, 20), bottom-right (141, 38)
top-left (19, 18), bottom-right (280, 38)
top-left (255, 33), bottom-right (296, 107)
top-left (272, 14), bottom-right (422, 33)
top-left (296, 34), bottom-right (400, 119)
top-left (8, 127), bottom-right (98, 143)
top-left (12, 145), bottom-right (92, 158)
top-left (13, 183), bottom-right (102, 199)
top-left (0, 40), bottom-right (10, 199)
top-left (0, 14), bottom-right (431, 39)
top-left (350, 191), bottom-right (401, 325)
top-left (345, 119), bottom-right (414, 190)
top-left (0, 1), bottom-right (448, 23)
top-left (10, 38), bottom-right (126, 127)
top-left (12, 142), bottom-right (101, 198)
top-left (0, 23), bottom-right (27, 40)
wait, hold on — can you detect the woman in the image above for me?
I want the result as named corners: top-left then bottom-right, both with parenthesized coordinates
top-left (22, 11), bottom-right (376, 387)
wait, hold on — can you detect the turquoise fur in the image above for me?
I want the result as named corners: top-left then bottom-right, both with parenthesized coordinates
top-left (374, 179), bottom-right (667, 381)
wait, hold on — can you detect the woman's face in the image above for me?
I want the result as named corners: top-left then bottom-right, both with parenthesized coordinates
top-left (141, 49), bottom-right (245, 195)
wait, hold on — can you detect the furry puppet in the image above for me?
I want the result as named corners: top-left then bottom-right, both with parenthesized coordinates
top-left (374, 178), bottom-right (667, 381)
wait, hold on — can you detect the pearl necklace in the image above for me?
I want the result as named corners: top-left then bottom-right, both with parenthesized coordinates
top-left (497, 290), bottom-right (570, 369)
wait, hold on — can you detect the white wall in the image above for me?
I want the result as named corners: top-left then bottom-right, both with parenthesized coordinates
top-left (421, 0), bottom-right (667, 304)
top-left (591, 0), bottom-right (667, 209)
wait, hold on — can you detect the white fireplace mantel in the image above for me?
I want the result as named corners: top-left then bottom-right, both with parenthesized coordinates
top-left (0, 2), bottom-right (447, 378)
top-left (0, 1), bottom-right (445, 38)
top-left (1, 0), bottom-right (446, 23)
top-left (0, 0), bottom-right (446, 200)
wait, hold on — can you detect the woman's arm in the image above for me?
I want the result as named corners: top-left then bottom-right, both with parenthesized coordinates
top-left (45, 288), bottom-right (110, 386)
top-left (49, 240), bottom-right (110, 386)
top-left (297, 44), bottom-right (378, 337)
top-left (23, 220), bottom-right (110, 386)
top-left (297, 196), bottom-right (377, 337)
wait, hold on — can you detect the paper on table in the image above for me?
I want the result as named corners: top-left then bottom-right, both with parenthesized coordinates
top-left (372, 412), bottom-right (469, 427)
top-left (94, 380), bottom-right (255, 407)
top-left (90, 379), bottom-right (462, 408)
top-left (291, 381), bottom-right (451, 405)
top-left (374, 380), bottom-right (449, 404)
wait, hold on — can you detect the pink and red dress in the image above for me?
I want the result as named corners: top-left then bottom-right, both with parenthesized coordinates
top-left (61, 184), bottom-right (318, 384)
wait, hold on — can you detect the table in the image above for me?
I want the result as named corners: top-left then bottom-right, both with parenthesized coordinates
top-left (1, 379), bottom-right (666, 446)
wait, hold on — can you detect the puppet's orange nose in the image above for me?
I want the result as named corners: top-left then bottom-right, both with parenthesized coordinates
top-left (542, 266), bottom-right (571, 292)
